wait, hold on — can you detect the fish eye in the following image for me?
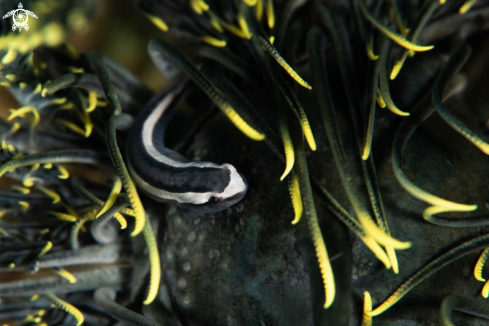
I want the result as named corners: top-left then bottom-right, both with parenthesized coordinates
top-left (209, 196), bottom-right (222, 205)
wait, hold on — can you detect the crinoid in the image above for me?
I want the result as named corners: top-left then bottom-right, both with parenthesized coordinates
top-left (1, 0), bottom-right (489, 325)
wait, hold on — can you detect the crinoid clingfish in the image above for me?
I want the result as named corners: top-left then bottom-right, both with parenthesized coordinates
top-left (0, 0), bottom-right (489, 325)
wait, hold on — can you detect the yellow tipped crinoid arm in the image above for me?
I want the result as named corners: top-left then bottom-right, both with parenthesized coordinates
top-left (369, 233), bottom-right (489, 316)
top-left (483, 281), bottom-right (489, 298)
top-left (392, 151), bottom-right (477, 219)
top-left (242, 0), bottom-right (257, 6)
top-left (8, 106), bottom-right (40, 130)
top-left (200, 35), bottom-right (227, 47)
top-left (145, 14), bottom-right (169, 32)
top-left (474, 248), bottom-right (489, 282)
top-left (142, 216), bottom-right (161, 305)
top-left (52, 267), bottom-right (77, 284)
top-left (379, 41), bottom-right (410, 117)
top-left (257, 35), bottom-right (312, 90)
top-left (308, 27), bottom-right (410, 253)
top-left (433, 45), bottom-right (489, 156)
top-left (148, 40), bottom-right (265, 141)
top-left (45, 292), bottom-right (84, 326)
top-left (366, 36), bottom-right (379, 61)
top-left (362, 291), bottom-right (372, 326)
top-left (266, 0), bottom-right (275, 29)
top-left (459, 0), bottom-right (477, 14)
top-left (38, 241), bottom-right (53, 257)
top-left (359, 1), bottom-right (434, 52)
top-left (90, 53), bottom-right (146, 237)
top-left (279, 108), bottom-right (295, 181)
top-left (294, 134), bottom-right (335, 308)
top-left (288, 171), bottom-right (302, 224)
top-left (96, 176), bottom-right (122, 218)
top-left (390, 1), bottom-right (440, 80)
top-left (86, 91), bottom-right (98, 112)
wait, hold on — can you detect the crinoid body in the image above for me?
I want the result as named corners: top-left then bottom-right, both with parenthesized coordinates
top-left (1, 0), bottom-right (489, 325)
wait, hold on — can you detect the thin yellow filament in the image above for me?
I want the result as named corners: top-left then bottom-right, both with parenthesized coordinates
top-left (366, 39), bottom-right (379, 61)
top-left (57, 165), bottom-right (70, 179)
top-left (221, 105), bottom-right (265, 140)
top-left (289, 173), bottom-right (302, 224)
top-left (51, 97), bottom-right (67, 105)
top-left (96, 177), bottom-right (122, 218)
top-left (120, 207), bottom-right (136, 217)
top-left (266, 0), bottom-right (275, 29)
top-left (393, 163), bottom-right (478, 220)
top-left (483, 280), bottom-right (489, 298)
top-left (386, 247), bottom-right (399, 274)
top-left (358, 211), bottom-right (411, 249)
top-left (79, 111), bottom-right (93, 138)
top-left (311, 211), bottom-right (335, 308)
top-left (12, 185), bottom-right (30, 194)
top-left (86, 91), bottom-right (98, 112)
top-left (2, 48), bottom-right (17, 64)
top-left (242, 0), bottom-right (257, 5)
top-left (301, 117), bottom-right (317, 151)
top-left (361, 236), bottom-right (391, 269)
top-left (459, 0), bottom-right (477, 14)
top-left (474, 248), bottom-right (489, 282)
top-left (39, 228), bottom-right (50, 235)
top-left (36, 185), bottom-right (61, 204)
top-left (360, 3), bottom-right (434, 52)
top-left (390, 59), bottom-right (404, 80)
top-left (33, 83), bottom-right (42, 94)
top-left (18, 201), bottom-right (29, 210)
top-left (0, 209), bottom-right (12, 218)
top-left (258, 36), bottom-right (312, 90)
top-left (38, 241), bottom-right (53, 257)
top-left (209, 13), bottom-right (223, 32)
top-left (53, 267), bottom-right (77, 284)
top-left (279, 117), bottom-right (295, 181)
top-left (190, 0), bottom-right (209, 15)
top-left (56, 119), bottom-right (85, 136)
top-left (237, 12), bottom-right (252, 39)
top-left (146, 14), bottom-right (169, 32)
top-left (200, 35), bottom-right (227, 47)
top-left (113, 213), bottom-right (128, 229)
top-left (45, 292), bottom-right (84, 326)
top-left (49, 211), bottom-right (77, 222)
top-left (68, 66), bottom-right (84, 73)
top-left (8, 106), bottom-right (40, 129)
top-left (142, 217), bottom-right (161, 305)
top-left (362, 291), bottom-right (372, 326)
top-left (395, 13), bottom-right (409, 36)
top-left (256, 0), bottom-right (264, 21)
top-left (219, 18), bottom-right (248, 39)
top-left (376, 90), bottom-right (386, 108)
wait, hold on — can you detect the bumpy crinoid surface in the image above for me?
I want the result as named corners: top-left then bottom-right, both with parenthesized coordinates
top-left (0, 0), bottom-right (489, 325)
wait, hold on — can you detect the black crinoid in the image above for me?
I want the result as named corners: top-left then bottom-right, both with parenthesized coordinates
top-left (1, 0), bottom-right (489, 325)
